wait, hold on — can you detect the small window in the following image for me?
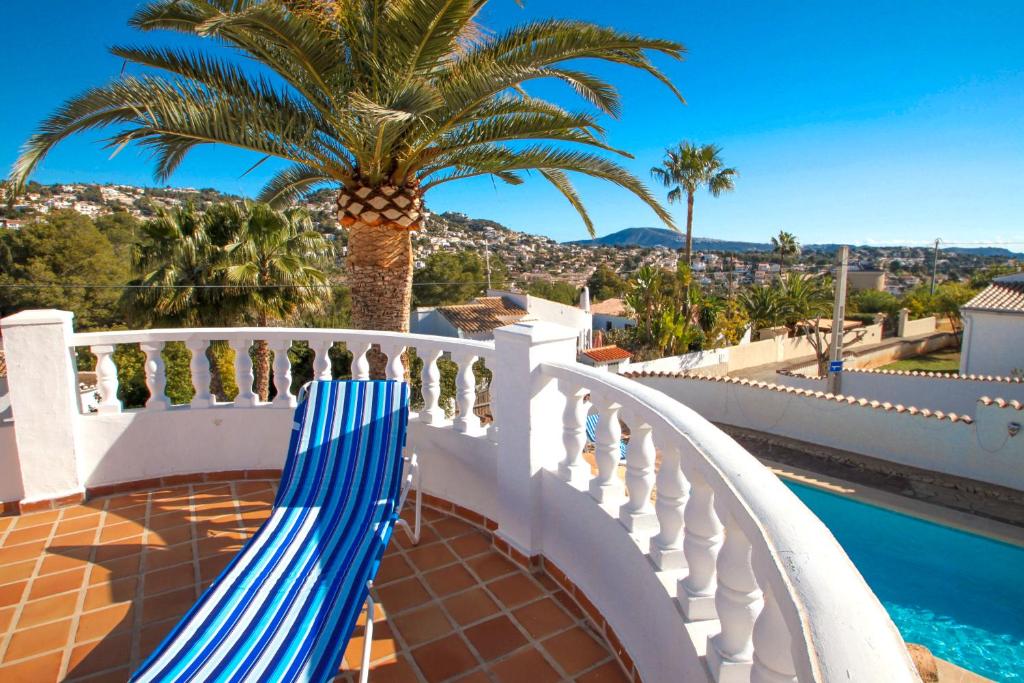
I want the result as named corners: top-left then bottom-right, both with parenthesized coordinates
top-left (605, 321), bottom-right (613, 331)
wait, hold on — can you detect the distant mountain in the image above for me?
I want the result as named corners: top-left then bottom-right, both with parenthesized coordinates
top-left (567, 227), bottom-right (771, 252)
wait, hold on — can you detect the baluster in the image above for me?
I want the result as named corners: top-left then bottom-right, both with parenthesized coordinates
top-left (649, 445), bottom-right (688, 570)
top-left (419, 348), bottom-right (446, 425)
top-left (186, 339), bottom-right (214, 408)
top-left (707, 510), bottom-right (764, 683)
top-left (313, 340), bottom-right (333, 381)
top-left (559, 385), bottom-right (590, 488)
top-left (380, 342), bottom-right (407, 380)
top-left (750, 580), bottom-right (797, 683)
top-left (588, 396), bottom-right (623, 504)
top-left (270, 339), bottom-right (295, 408)
top-left (140, 341), bottom-right (170, 410)
top-left (619, 419), bottom-right (657, 533)
top-left (230, 338), bottom-right (258, 407)
top-left (678, 467), bottom-right (724, 620)
top-left (351, 341), bottom-right (371, 381)
top-left (452, 350), bottom-right (481, 434)
top-left (91, 345), bottom-right (121, 414)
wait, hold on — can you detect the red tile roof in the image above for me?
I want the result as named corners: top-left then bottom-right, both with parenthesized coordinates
top-left (590, 298), bottom-right (628, 316)
top-left (438, 296), bottom-right (528, 333)
top-left (963, 280), bottom-right (1024, 313)
top-left (582, 345), bottom-right (632, 363)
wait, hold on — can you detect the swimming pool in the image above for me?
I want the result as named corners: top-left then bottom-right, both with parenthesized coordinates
top-left (784, 481), bottom-right (1024, 682)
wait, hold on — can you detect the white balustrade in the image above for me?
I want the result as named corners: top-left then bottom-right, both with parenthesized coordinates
top-left (230, 338), bottom-right (258, 407)
top-left (649, 444), bottom-right (688, 570)
top-left (452, 350), bottom-right (481, 435)
top-left (379, 342), bottom-right (407, 381)
top-left (140, 342), bottom-right (170, 411)
top-left (312, 340), bottom-right (333, 381)
top-left (91, 344), bottom-right (121, 414)
top-left (707, 509), bottom-right (764, 683)
top-left (678, 467), bottom-right (723, 620)
top-left (588, 396), bottom-right (623, 504)
top-left (418, 348), bottom-right (446, 425)
top-left (559, 384), bottom-right (590, 488)
top-left (185, 339), bottom-right (214, 408)
top-left (270, 339), bottom-right (295, 408)
top-left (750, 581), bottom-right (797, 683)
top-left (618, 419), bottom-right (657, 533)
top-left (350, 341), bottom-right (371, 381)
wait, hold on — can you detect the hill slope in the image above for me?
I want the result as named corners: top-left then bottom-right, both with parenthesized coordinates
top-left (568, 227), bottom-right (772, 252)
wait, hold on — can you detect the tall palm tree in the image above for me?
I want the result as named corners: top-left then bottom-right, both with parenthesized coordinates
top-left (9, 0), bottom-right (685, 374)
top-left (650, 142), bottom-right (737, 265)
top-left (771, 230), bottom-right (800, 273)
top-left (222, 202), bottom-right (329, 400)
top-left (738, 284), bottom-right (783, 331)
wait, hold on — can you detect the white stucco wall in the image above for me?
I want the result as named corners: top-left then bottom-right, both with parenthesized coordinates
top-left (961, 310), bottom-right (1024, 376)
top-left (629, 349), bottom-right (729, 374)
top-left (410, 308), bottom-right (463, 338)
top-left (593, 313), bottom-right (634, 331)
top-left (636, 375), bottom-right (1024, 491)
top-left (0, 423), bottom-right (23, 504)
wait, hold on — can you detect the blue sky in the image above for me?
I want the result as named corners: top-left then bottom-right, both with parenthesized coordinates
top-left (3, 1), bottom-right (1023, 246)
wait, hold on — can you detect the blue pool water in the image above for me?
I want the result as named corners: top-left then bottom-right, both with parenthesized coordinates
top-left (784, 481), bottom-right (1024, 681)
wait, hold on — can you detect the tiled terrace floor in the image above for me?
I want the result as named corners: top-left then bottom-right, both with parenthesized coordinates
top-left (0, 480), bottom-right (628, 683)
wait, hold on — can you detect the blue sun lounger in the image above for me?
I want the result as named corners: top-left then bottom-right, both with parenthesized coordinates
top-left (586, 413), bottom-right (628, 460)
top-left (131, 380), bottom-right (420, 683)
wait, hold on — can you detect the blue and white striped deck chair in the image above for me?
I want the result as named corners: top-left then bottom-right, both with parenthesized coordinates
top-left (131, 380), bottom-right (421, 683)
top-left (585, 413), bottom-right (628, 460)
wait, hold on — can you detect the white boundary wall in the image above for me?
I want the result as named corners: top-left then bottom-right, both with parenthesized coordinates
top-left (628, 348), bottom-right (729, 374)
top-left (774, 369), bottom-right (1024, 418)
top-left (634, 374), bottom-right (1024, 492)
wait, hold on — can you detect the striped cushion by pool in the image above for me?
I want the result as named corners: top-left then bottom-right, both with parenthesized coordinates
top-left (131, 380), bottom-right (409, 683)
top-left (586, 413), bottom-right (628, 460)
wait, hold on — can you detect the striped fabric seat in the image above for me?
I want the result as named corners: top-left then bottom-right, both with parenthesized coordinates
top-left (131, 380), bottom-right (410, 683)
top-left (586, 413), bottom-right (628, 460)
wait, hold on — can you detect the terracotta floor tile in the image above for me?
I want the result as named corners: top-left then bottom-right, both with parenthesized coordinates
top-left (0, 559), bottom-right (37, 585)
top-left (487, 573), bottom-right (545, 609)
top-left (0, 579), bottom-right (28, 607)
top-left (83, 576), bottom-right (138, 611)
top-left (542, 626), bottom-right (609, 676)
top-left (139, 617), bottom-right (179, 659)
top-left (395, 525), bottom-right (440, 549)
top-left (0, 605), bottom-right (13, 632)
top-left (66, 630), bottom-right (133, 678)
top-left (142, 586), bottom-right (194, 624)
top-left (199, 552), bottom-right (233, 583)
top-left (55, 514), bottom-right (101, 537)
top-left (67, 664), bottom-right (132, 683)
top-left (465, 553), bottom-right (517, 582)
top-left (147, 512), bottom-right (192, 531)
top-left (4, 524), bottom-right (54, 547)
top-left (405, 543), bottom-right (458, 572)
top-left (551, 590), bottom-right (585, 619)
top-left (513, 597), bottom-right (575, 639)
top-left (17, 590), bottom-right (79, 628)
top-left (88, 553), bottom-right (142, 586)
top-left (5, 618), bottom-right (71, 661)
top-left (13, 510), bottom-right (59, 530)
top-left (142, 543), bottom-right (194, 572)
top-left (422, 563), bottom-right (477, 598)
top-left (452, 671), bottom-right (490, 683)
top-left (575, 660), bottom-right (631, 682)
top-left (99, 521), bottom-right (146, 544)
top-left (51, 529), bottom-right (98, 547)
top-left (147, 525), bottom-right (192, 548)
top-left (463, 615), bottom-right (528, 661)
top-left (341, 622), bottom-right (398, 670)
top-left (442, 587), bottom-right (501, 627)
top-left (448, 532), bottom-right (492, 559)
top-left (431, 517), bottom-right (476, 540)
top-left (0, 650), bottom-right (63, 683)
top-left (144, 563), bottom-right (196, 597)
top-left (27, 566), bottom-right (86, 601)
top-left (0, 540), bottom-right (48, 566)
top-left (411, 634), bottom-right (479, 682)
top-left (375, 577), bottom-right (431, 614)
top-left (489, 646), bottom-right (562, 683)
top-left (391, 603), bottom-right (454, 647)
top-left (76, 602), bottom-right (134, 642)
top-left (93, 541), bottom-right (143, 564)
top-left (39, 547), bottom-right (91, 576)
top-left (375, 553), bottom-right (414, 586)
top-left (361, 653), bottom-right (418, 683)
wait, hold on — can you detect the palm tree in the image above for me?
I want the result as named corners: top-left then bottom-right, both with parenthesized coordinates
top-left (650, 142), bottom-right (737, 265)
top-left (738, 284), bottom-right (784, 331)
top-left (771, 230), bottom-right (800, 272)
top-left (222, 202), bottom-right (329, 400)
top-left (9, 0), bottom-right (685, 374)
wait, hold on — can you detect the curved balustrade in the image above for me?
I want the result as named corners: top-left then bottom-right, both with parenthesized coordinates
top-left (540, 360), bottom-right (917, 683)
top-left (73, 327), bottom-right (495, 432)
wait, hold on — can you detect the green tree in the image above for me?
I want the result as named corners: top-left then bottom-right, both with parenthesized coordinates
top-left (0, 211), bottom-right (127, 329)
top-left (526, 280), bottom-right (579, 306)
top-left (413, 251), bottom-right (506, 307)
top-left (770, 230), bottom-right (800, 272)
top-left (586, 264), bottom-right (626, 301)
top-left (10, 0), bottom-right (685, 377)
top-left (650, 142), bottom-right (737, 264)
top-left (738, 285), bottom-right (784, 331)
top-left (95, 211), bottom-right (143, 262)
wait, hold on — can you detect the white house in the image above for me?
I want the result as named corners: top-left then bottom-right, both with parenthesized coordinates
top-left (590, 297), bottom-right (634, 332)
top-left (960, 273), bottom-right (1024, 376)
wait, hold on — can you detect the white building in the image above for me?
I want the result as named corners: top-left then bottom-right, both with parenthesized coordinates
top-left (590, 297), bottom-right (634, 332)
top-left (960, 273), bottom-right (1024, 376)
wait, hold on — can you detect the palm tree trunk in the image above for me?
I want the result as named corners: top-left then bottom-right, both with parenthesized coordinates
top-left (685, 191), bottom-right (695, 265)
top-left (254, 311), bottom-right (271, 401)
top-left (345, 220), bottom-right (414, 379)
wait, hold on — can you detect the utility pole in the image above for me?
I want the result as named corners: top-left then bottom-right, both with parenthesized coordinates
top-left (930, 238), bottom-right (940, 295)
top-left (484, 238), bottom-right (492, 290)
top-left (827, 246), bottom-right (849, 394)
